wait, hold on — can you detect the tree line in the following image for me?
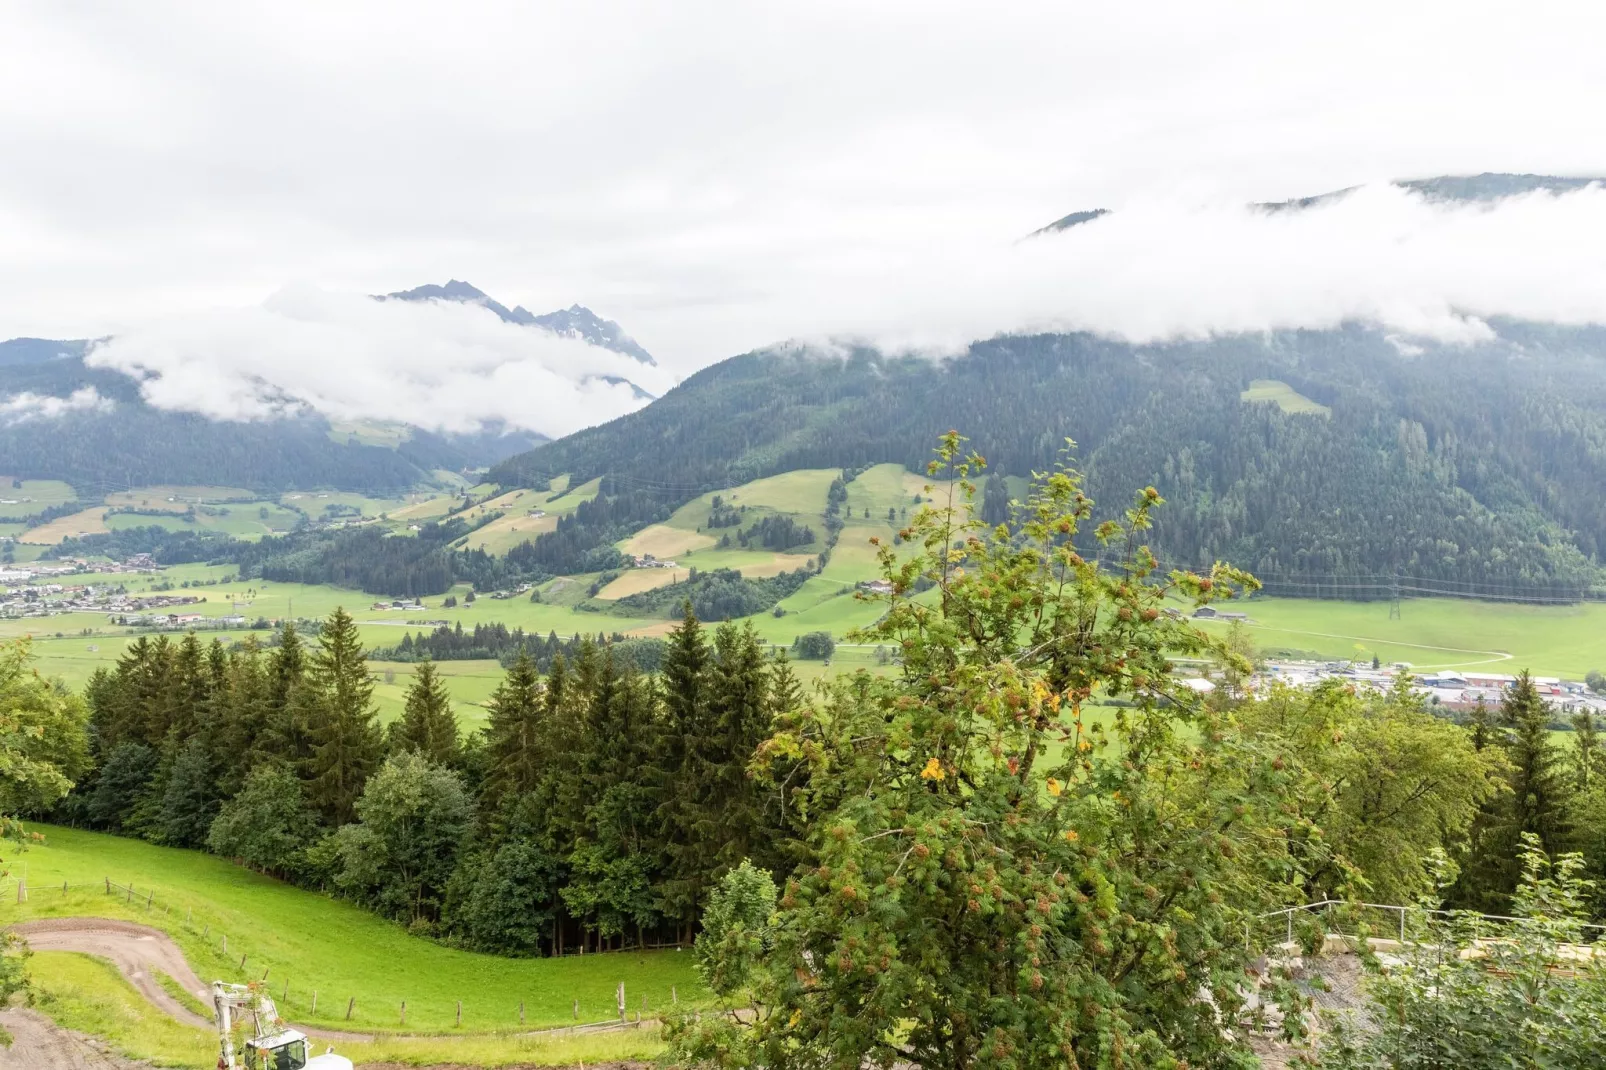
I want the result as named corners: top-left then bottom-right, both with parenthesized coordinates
top-left (43, 605), bottom-right (799, 955)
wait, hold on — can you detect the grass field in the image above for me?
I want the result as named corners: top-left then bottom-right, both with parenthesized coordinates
top-left (7, 827), bottom-right (704, 1036)
top-left (1239, 379), bottom-right (1331, 416)
top-left (105, 503), bottom-right (304, 539)
top-left (0, 477), bottom-right (77, 519)
top-left (19, 505), bottom-right (110, 543)
top-left (1215, 596), bottom-right (1606, 678)
top-left (30, 950), bottom-right (666, 1068)
top-left (104, 486), bottom-right (257, 510)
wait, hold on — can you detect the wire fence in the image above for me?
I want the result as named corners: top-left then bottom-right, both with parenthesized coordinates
top-left (1247, 898), bottom-right (1606, 956)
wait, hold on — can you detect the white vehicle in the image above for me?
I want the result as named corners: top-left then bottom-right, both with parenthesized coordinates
top-left (212, 981), bottom-right (352, 1070)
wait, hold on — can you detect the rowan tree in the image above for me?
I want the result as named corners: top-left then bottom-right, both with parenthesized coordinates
top-left (672, 433), bottom-right (1327, 1070)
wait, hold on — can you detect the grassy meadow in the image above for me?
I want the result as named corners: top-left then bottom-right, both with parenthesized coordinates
top-left (6, 827), bottom-right (704, 1037)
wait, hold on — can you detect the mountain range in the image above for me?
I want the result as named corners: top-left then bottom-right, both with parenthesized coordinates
top-left (489, 175), bottom-right (1606, 595)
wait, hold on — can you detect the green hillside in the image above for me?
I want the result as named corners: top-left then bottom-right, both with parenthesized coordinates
top-left (8, 826), bottom-right (703, 1034)
top-left (490, 325), bottom-right (1606, 598)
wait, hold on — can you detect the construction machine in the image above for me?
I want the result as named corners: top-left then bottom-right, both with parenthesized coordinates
top-left (212, 981), bottom-right (352, 1070)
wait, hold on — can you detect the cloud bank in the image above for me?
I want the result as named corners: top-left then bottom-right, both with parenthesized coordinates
top-left (742, 180), bottom-right (1606, 356)
top-left (77, 181), bottom-right (1606, 437)
top-left (85, 287), bottom-right (677, 437)
top-left (0, 387), bottom-right (113, 424)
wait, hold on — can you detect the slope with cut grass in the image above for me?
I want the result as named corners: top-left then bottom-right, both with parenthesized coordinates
top-left (28, 949), bottom-right (667, 1068)
top-left (6, 826), bottom-right (703, 1036)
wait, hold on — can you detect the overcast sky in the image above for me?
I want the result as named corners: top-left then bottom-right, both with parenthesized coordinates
top-left (4, 2), bottom-right (1606, 433)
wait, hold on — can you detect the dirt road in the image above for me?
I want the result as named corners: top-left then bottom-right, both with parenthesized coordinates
top-left (11, 917), bottom-right (212, 1029)
top-left (0, 1008), bottom-right (139, 1070)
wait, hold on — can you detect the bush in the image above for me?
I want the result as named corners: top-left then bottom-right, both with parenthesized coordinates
top-left (694, 861), bottom-right (777, 999)
top-left (791, 631), bottom-right (835, 660)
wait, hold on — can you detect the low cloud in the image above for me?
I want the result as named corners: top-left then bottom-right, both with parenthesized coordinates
top-left (0, 386), bottom-right (112, 424)
top-left (740, 180), bottom-right (1606, 356)
top-left (86, 286), bottom-right (677, 437)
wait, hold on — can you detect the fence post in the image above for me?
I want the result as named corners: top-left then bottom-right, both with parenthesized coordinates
top-left (672, 985), bottom-right (677, 1005)
top-left (399, 1000), bottom-right (405, 1026)
top-left (311, 991), bottom-right (318, 1015)
top-left (63, 881), bottom-right (68, 895)
top-left (572, 999), bottom-right (578, 1019)
top-left (518, 1000), bottom-right (524, 1026)
top-left (105, 877), bottom-right (110, 895)
top-left (616, 982), bottom-right (625, 1022)
top-left (239, 953), bottom-right (246, 972)
top-left (1286, 911), bottom-right (1293, 946)
top-left (282, 980), bottom-right (288, 1003)
top-left (345, 996), bottom-right (355, 1021)
top-left (146, 890), bottom-right (153, 911)
top-left (203, 925), bottom-right (210, 940)
top-left (260, 966), bottom-right (269, 982)
top-left (456, 1001), bottom-right (462, 1027)
top-left (222, 934), bottom-right (227, 954)
top-left (16, 879), bottom-right (23, 903)
top-left (1399, 907), bottom-right (1406, 943)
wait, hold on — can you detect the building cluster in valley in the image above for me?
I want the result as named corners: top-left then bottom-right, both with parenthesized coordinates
top-left (1199, 660), bottom-right (1606, 718)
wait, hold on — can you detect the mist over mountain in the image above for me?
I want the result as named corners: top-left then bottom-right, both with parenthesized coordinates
top-left (1035, 171), bottom-right (1605, 235)
top-left (487, 174), bottom-right (1606, 595)
top-left (0, 282), bottom-right (665, 491)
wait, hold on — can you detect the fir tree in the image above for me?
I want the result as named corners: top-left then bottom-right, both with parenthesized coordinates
top-left (1503, 671), bottom-right (1574, 857)
top-left (305, 608), bottom-right (382, 826)
top-left (482, 652), bottom-right (544, 813)
top-left (654, 604), bottom-right (713, 936)
top-left (1572, 709), bottom-right (1604, 792)
top-left (392, 659), bottom-right (459, 767)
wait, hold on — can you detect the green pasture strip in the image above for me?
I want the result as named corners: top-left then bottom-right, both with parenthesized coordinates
top-left (8, 827), bottom-right (705, 1035)
top-left (1218, 596), bottom-right (1606, 679)
top-left (29, 951), bottom-right (666, 1068)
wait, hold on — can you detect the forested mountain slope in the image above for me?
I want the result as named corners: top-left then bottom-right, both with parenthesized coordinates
top-left (493, 322), bottom-right (1606, 591)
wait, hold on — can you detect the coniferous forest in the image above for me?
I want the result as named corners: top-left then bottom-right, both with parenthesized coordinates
top-left (493, 323), bottom-right (1606, 595)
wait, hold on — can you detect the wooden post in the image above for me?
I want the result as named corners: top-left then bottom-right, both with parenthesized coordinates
top-left (203, 925), bottom-right (210, 939)
top-left (260, 966), bottom-right (269, 982)
top-left (456, 1000), bottom-right (462, 1027)
top-left (222, 935), bottom-right (227, 954)
top-left (105, 877), bottom-right (110, 894)
top-left (518, 1000), bottom-right (524, 1026)
top-left (616, 982), bottom-right (625, 1021)
top-left (345, 996), bottom-right (355, 1021)
top-left (672, 985), bottom-right (677, 1004)
top-left (126, 885), bottom-right (133, 904)
top-left (311, 991), bottom-right (318, 1015)
top-left (16, 879), bottom-right (23, 903)
top-left (572, 998), bottom-right (578, 1019)
top-left (282, 980), bottom-right (288, 1003)
top-left (399, 1000), bottom-right (405, 1025)
top-left (239, 953), bottom-right (247, 972)
top-left (146, 889), bottom-right (153, 910)
top-left (63, 881), bottom-right (68, 895)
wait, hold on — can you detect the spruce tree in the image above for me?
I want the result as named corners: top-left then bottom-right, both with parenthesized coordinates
top-left (654, 605), bottom-right (713, 936)
top-left (1503, 671), bottom-right (1574, 856)
top-left (482, 652), bottom-right (545, 812)
top-left (1572, 709), bottom-right (1604, 791)
top-left (704, 622), bottom-right (773, 875)
top-left (1453, 671), bottom-right (1576, 910)
top-left (392, 659), bottom-right (459, 767)
top-left (263, 622), bottom-right (313, 767)
top-left (305, 608), bottom-right (382, 826)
